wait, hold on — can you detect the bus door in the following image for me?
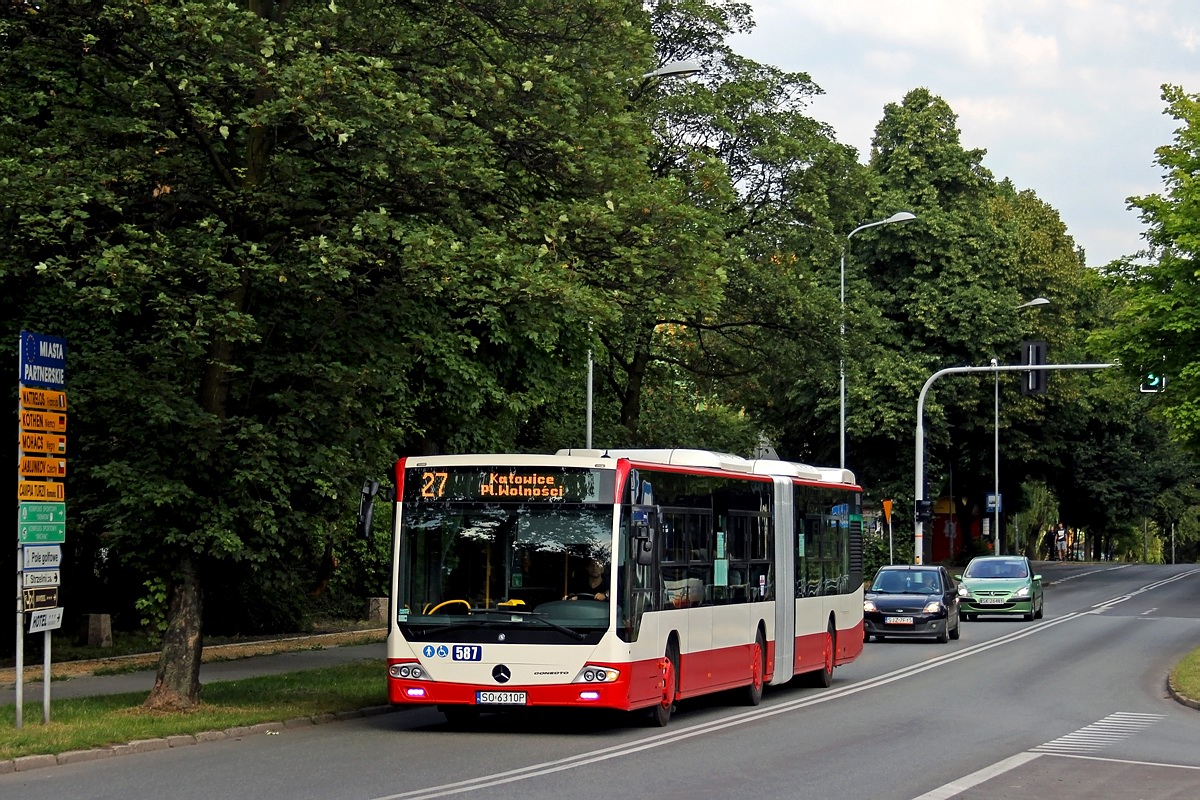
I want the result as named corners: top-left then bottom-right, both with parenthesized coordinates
top-left (770, 477), bottom-right (795, 684)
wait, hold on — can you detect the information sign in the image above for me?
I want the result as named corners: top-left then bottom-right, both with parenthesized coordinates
top-left (19, 501), bottom-right (66, 523)
top-left (28, 608), bottom-right (64, 633)
top-left (19, 409), bottom-right (67, 433)
top-left (18, 456), bottom-right (67, 478)
top-left (22, 544), bottom-right (62, 570)
top-left (17, 480), bottom-right (65, 501)
top-left (23, 570), bottom-right (60, 589)
top-left (22, 587), bottom-right (58, 612)
top-left (19, 431), bottom-right (68, 454)
top-left (19, 330), bottom-right (67, 389)
top-left (19, 387), bottom-right (67, 411)
top-left (19, 521), bottom-right (66, 544)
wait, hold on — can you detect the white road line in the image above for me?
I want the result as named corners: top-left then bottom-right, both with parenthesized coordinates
top-left (1032, 712), bottom-right (1165, 754)
top-left (908, 753), bottom-right (1043, 800)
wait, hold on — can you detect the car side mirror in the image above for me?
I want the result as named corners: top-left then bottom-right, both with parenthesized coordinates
top-left (1033, 574), bottom-right (1042, 582)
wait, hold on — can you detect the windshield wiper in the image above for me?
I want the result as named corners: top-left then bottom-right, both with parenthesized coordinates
top-left (468, 608), bottom-right (588, 640)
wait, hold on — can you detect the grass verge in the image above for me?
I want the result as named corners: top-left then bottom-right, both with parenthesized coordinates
top-left (0, 660), bottom-right (384, 761)
top-left (1172, 645), bottom-right (1200, 701)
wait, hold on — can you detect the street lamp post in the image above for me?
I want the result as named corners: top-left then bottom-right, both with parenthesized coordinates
top-left (839, 211), bottom-right (916, 468)
top-left (992, 297), bottom-right (1050, 554)
top-left (587, 60), bottom-right (701, 449)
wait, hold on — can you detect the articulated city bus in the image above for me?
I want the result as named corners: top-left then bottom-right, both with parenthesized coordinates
top-left (360, 448), bottom-right (864, 726)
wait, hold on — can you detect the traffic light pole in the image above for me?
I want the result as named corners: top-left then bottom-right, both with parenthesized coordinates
top-left (914, 361), bottom-right (1115, 565)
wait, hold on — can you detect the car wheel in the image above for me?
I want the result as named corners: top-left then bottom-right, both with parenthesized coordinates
top-left (936, 624), bottom-right (950, 644)
top-left (1034, 600), bottom-right (1044, 619)
top-left (950, 617), bottom-right (961, 640)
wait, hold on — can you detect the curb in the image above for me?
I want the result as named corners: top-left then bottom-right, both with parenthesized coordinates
top-left (0, 705), bottom-right (397, 775)
top-left (1167, 674), bottom-right (1200, 712)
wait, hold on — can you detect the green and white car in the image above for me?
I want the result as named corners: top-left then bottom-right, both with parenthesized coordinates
top-left (956, 556), bottom-right (1043, 621)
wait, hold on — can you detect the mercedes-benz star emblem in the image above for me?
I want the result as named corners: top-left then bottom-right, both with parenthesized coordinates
top-left (492, 664), bottom-right (511, 684)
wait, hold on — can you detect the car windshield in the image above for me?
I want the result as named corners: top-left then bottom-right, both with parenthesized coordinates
top-left (872, 570), bottom-right (941, 593)
top-left (964, 559), bottom-right (1028, 579)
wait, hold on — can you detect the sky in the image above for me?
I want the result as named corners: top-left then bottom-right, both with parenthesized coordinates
top-left (729, 0), bottom-right (1200, 267)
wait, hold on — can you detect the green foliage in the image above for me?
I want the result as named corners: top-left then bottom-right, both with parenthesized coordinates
top-left (1109, 85), bottom-right (1200, 448)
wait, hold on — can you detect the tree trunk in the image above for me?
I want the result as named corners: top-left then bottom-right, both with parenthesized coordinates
top-left (143, 556), bottom-right (204, 711)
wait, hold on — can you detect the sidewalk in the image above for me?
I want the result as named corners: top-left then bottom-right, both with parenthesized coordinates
top-left (2, 641), bottom-right (386, 706)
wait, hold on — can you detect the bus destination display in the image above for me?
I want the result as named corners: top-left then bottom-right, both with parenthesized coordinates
top-left (404, 467), bottom-right (614, 504)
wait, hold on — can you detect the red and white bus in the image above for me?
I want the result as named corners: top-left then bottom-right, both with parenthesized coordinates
top-left (362, 448), bottom-right (864, 725)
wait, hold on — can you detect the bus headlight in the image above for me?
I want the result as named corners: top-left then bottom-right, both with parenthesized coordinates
top-left (573, 665), bottom-right (621, 683)
top-left (389, 661), bottom-right (431, 681)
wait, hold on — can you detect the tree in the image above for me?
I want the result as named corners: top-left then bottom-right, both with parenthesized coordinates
top-left (1108, 85), bottom-right (1200, 450)
top-left (1, 0), bottom-right (655, 707)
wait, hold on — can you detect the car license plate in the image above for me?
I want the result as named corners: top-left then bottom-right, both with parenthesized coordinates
top-left (452, 645), bottom-right (482, 661)
top-left (979, 597), bottom-right (1005, 605)
top-left (476, 691), bottom-right (526, 705)
top-left (884, 616), bottom-right (914, 625)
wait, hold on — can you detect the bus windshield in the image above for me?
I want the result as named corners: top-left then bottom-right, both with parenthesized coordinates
top-left (397, 502), bottom-right (614, 642)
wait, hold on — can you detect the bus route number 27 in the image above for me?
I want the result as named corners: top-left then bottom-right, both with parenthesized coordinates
top-left (420, 471), bottom-right (448, 499)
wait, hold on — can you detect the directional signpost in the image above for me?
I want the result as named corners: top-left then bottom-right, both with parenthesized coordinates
top-left (16, 330), bottom-right (68, 727)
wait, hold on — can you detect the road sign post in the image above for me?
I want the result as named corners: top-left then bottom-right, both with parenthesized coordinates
top-left (16, 331), bottom-right (68, 728)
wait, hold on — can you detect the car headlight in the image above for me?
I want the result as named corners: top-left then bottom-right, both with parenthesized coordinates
top-left (957, 585), bottom-right (970, 598)
top-left (923, 601), bottom-right (943, 614)
top-left (1014, 585), bottom-right (1031, 598)
top-left (864, 600), bottom-right (877, 612)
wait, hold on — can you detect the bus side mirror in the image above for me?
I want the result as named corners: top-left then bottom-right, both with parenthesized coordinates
top-left (356, 480), bottom-right (380, 541)
top-left (633, 520), bottom-right (655, 567)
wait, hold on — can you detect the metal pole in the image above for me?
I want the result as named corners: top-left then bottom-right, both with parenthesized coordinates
top-left (15, 337), bottom-right (22, 729)
top-left (888, 516), bottom-right (894, 566)
top-left (915, 362), bottom-right (1114, 566)
top-left (993, 358), bottom-right (1000, 555)
top-left (586, 348), bottom-right (593, 450)
top-left (839, 245), bottom-right (846, 470)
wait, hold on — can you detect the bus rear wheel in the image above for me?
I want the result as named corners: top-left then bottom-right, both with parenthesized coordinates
top-left (744, 631), bottom-right (765, 706)
top-left (808, 622), bottom-right (835, 688)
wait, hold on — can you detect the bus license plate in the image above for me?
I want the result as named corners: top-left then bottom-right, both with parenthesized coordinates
top-left (884, 616), bottom-right (913, 625)
top-left (476, 691), bottom-right (526, 705)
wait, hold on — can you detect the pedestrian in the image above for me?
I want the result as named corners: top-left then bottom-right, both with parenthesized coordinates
top-left (1054, 522), bottom-right (1067, 561)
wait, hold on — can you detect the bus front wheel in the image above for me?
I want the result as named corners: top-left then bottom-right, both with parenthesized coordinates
top-left (650, 642), bottom-right (679, 727)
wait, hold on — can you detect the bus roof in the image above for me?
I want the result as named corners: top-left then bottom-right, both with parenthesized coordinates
top-left (400, 449), bottom-right (857, 488)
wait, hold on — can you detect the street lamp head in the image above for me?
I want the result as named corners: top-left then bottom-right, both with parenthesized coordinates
top-left (884, 211), bottom-right (917, 224)
top-left (642, 60), bottom-right (702, 80)
top-left (1017, 297), bottom-right (1051, 309)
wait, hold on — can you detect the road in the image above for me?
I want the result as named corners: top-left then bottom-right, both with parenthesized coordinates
top-left (2, 562), bottom-right (1198, 800)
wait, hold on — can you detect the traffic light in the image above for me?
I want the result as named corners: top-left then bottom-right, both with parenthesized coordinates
top-left (1140, 372), bottom-right (1167, 393)
top-left (1020, 340), bottom-right (1047, 395)
top-left (915, 500), bottom-right (933, 524)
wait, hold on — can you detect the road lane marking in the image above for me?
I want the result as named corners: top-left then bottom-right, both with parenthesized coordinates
top-left (908, 752), bottom-right (1043, 800)
top-left (1032, 712), bottom-right (1165, 754)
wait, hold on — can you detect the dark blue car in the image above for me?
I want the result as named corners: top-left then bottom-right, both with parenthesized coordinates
top-left (864, 565), bottom-right (961, 643)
